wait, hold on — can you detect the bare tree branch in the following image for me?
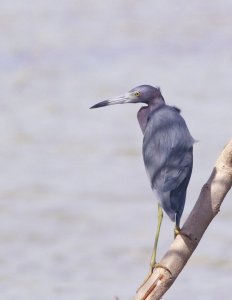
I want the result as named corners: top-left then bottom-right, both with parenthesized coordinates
top-left (134, 139), bottom-right (232, 300)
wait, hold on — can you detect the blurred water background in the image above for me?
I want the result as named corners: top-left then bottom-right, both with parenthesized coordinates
top-left (1, 1), bottom-right (232, 299)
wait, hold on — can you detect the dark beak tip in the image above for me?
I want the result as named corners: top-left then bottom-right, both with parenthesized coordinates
top-left (89, 100), bottom-right (109, 109)
top-left (89, 104), bottom-right (101, 109)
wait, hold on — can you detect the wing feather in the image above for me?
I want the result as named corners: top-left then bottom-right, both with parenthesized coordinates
top-left (143, 106), bottom-right (194, 195)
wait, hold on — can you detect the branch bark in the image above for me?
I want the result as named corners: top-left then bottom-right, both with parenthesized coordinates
top-left (134, 139), bottom-right (232, 300)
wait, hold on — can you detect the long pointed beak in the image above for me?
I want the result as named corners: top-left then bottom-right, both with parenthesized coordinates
top-left (90, 93), bottom-right (136, 109)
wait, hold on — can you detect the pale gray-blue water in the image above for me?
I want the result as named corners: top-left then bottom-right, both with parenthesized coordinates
top-left (1, 1), bottom-right (232, 299)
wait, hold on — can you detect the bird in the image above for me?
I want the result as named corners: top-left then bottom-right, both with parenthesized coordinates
top-left (90, 85), bottom-right (194, 279)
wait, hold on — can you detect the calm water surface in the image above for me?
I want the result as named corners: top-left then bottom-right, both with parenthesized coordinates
top-left (0, 1), bottom-right (232, 299)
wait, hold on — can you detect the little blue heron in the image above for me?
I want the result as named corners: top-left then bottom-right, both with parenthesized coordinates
top-left (90, 85), bottom-right (194, 277)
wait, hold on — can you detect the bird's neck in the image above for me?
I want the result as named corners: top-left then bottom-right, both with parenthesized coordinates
top-left (137, 97), bottom-right (165, 134)
top-left (148, 96), bottom-right (165, 112)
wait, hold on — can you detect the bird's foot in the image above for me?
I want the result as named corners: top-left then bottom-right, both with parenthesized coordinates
top-left (174, 226), bottom-right (192, 240)
top-left (137, 263), bottom-right (172, 291)
top-left (154, 263), bottom-right (172, 275)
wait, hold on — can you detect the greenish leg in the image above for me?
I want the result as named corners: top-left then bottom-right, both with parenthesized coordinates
top-left (137, 205), bottom-right (171, 291)
top-left (174, 222), bottom-right (192, 240)
top-left (174, 224), bottom-right (181, 239)
top-left (149, 204), bottom-right (163, 274)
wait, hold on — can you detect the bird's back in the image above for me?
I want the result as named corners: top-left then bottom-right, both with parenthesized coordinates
top-left (143, 105), bottom-right (194, 224)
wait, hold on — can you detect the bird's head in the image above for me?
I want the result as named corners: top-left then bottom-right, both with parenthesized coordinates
top-left (90, 85), bottom-right (164, 109)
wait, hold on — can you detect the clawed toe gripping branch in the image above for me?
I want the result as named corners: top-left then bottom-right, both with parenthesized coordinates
top-left (134, 139), bottom-right (232, 300)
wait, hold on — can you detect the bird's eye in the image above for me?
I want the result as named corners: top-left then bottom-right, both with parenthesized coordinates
top-left (134, 91), bottom-right (141, 97)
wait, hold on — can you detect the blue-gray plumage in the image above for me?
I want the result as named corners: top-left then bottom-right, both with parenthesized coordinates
top-left (142, 104), bottom-right (194, 227)
top-left (90, 84), bottom-right (194, 277)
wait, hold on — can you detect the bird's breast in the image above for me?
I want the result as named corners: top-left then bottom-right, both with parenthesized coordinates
top-left (137, 106), bottom-right (150, 134)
